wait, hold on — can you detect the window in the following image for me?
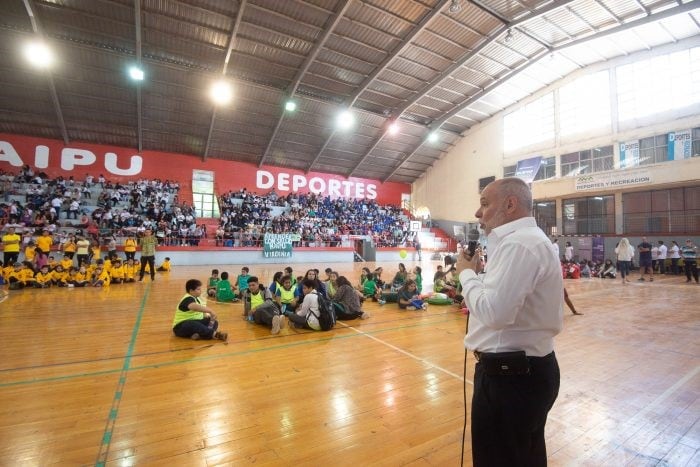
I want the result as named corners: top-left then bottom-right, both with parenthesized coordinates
top-left (503, 165), bottom-right (516, 178)
top-left (617, 47), bottom-right (700, 122)
top-left (479, 176), bottom-right (495, 193)
top-left (623, 186), bottom-right (700, 234)
top-left (693, 127), bottom-right (700, 158)
top-left (503, 93), bottom-right (555, 152)
top-left (639, 134), bottom-right (668, 165)
top-left (559, 71), bottom-right (612, 138)
top-left (192, 170), bottom-right (220, 218)
top-left (560, 145), bottom-right (613, 177)
top-left (562, 195), bottom-right (615, 235)
top-left (534, 157), bottom-right (555, 181)
top-left (533, 201), bottom-right (556, 235)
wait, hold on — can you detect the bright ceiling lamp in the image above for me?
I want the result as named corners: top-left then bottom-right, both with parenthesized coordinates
top-left (24, 41), bottom-right (54, 69)
top-left (285, 100), bottom-right (297, 112)
top-left (129, 66), bottom-right (144, 81)
top-left (427, 131), bottom-right (439, 143)
top-left (387, 121), bottom-right (400, 136)
top-left (210, 80), bottom-right (233, 105)
top-left (336, 109), bottom-right (355, 130)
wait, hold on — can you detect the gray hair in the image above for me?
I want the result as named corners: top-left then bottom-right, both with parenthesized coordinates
top-left (499, 177), bottom-right (533, 212)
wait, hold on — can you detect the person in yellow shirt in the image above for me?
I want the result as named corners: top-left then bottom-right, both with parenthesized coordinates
top-left (71, 265), bottom-right (91, 287)
top-left (62, 234), bottom-right (77, 260)
top-left (2, 226), bottom-right (22, 267)
top-left (35, 229), bottom-right (53, 264)
top-left (47, 255), bottom-right (58, 270)
top-left (91, 266), bottom-right (110, 287)
top-left (8, 262), bottom-right (35, 289)
top-left (51, 265), bottom-right (69, 287)
top-left (90, 243), bottom-right (101, 265)
top-left (24, 241), bottom-right (37, 265)
top-left (34, 264), bottom-right (53, 288)
top-left (110, 259), bottom-right (125, 284)
top-left (102, 256), bottom-right (112, 273)
top-left (123, 234), bottom-right (137, 261)
top-left (123, 258), bottom-right (138, 283)
top-left (60, 254), bottom-right (73, 271)
top-left (156, 257), bottom-right (171, 272)
top-left (2, 264), bottom-right (13, 284)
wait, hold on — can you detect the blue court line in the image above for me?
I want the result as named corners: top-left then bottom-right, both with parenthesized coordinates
top-left (94, 284), bottom-right (150, 467)
top-left (0, 314), bottom-right (462, 388)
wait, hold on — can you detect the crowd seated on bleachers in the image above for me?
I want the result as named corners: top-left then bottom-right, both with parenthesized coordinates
top-left (0, 167), bottom-right (192, 248)
top-left (218, 188), bottom-right (410, 247)
top-left (2, 167), bottom-right (415, 251)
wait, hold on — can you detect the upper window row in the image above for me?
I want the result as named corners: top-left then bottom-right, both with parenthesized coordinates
top-left (504, 47), bottom-right (700, 152)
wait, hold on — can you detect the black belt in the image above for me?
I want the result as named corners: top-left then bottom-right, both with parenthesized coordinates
top-left (473, 350), bottom-right (554, 361)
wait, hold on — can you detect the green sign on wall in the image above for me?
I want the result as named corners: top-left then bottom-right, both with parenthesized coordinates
top-left (263, 233), bottom-right (294, 258)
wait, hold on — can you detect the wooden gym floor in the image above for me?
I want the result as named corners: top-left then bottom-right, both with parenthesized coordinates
top-left (0, 260), bottom-right (698, 466)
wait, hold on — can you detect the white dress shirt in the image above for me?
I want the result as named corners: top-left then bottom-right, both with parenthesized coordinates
top-left (460, 217), bottom-right (563, 357)
top-left (658, 244), bottom-right (667, 260)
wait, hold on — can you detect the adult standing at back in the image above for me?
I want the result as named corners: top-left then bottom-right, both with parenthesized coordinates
top-left (454, 177), bottom-right (563, 466)
top-left (564, 241), bottom-right (574, 261)
top-left (637, 236), bottom-right (653, 282)
top-left (657, 240), bottom-right (667, 275)
top-left (669, 240), bottom-right (681, 275)
top-left (681, 239), bottom-right (698, 283)
top-left (2, 226), bottom-right (21, 267)
top-left (75, 235), bottom-right (91, 267)
top-left (615, 238), bottom-right (635, 284)
top-left (139, 229), bottom-right (157, 282)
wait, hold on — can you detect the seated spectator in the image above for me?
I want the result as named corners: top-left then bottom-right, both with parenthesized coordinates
top-left (398, 280), bottom-right (427, 311)
top-left (215, 271), bottom-right (238, 303)
top-left (563, 260), bottom-right (581, 279)
top-left (580, 261), bottom-right (591, 278)
top-left (243, 276), bottom-right (285, 335)
top-left (284, 278), bottom-right (322, 331)
top-left (172, 279), bottom-right (228, 342)
top-left (333, 276), bottom-right (369, 320)
top-left (600, 259), bottom-right (617, 279)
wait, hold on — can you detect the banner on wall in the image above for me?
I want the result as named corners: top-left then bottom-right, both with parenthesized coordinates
top-left (575, 168), bottom-right (651, 191)
top-left (577, 237), bottom-right (592, 262)
top-left (592, 237), bottom-right (605, 263)
top-left (619, 140), bottom-right (640, 168)
top-left (514, 156), bottom-right (543, 183)
top-left (0, 134), bottom-right (409, 204)
top-left (263, 233), bottom-right (293, 258)
top-left (668, 129), bottom-right (692, 160)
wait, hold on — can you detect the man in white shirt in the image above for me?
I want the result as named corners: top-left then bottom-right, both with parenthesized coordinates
top-left (657, 240), bottom-right (667, 275)
top-left (455, 177), bottom-right (563, 467)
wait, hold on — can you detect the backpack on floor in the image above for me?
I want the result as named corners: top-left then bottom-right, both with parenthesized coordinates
top-left (309, 292), bottom-right (336, 331)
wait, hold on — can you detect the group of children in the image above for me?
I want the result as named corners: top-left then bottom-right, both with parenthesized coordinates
top-left (1, 254), bottom-right (171, 289)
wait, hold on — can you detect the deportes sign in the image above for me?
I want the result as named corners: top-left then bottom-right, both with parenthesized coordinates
top-left (575, 169), bottom-right (652, 191)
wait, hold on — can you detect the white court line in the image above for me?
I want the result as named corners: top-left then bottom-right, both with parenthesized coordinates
top-left (338, 321), bottom-right (472, 384)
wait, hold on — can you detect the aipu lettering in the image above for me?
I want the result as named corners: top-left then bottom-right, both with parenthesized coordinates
top-left (0, 141), bottom-right (143, 176)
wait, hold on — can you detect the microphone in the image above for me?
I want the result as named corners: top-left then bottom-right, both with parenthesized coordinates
top-left (466, 229), bottom-right (480, 257)
top-left (445, 229), bottom-right (481, 268)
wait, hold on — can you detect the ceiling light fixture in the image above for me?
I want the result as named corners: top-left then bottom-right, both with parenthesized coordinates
top-left (24, 41), bottom-right (54, 69)
top-left (449, 0), bottom-right (462, 13)
top-left (285, 100), bottom-right (297, 112)
top-left (336, 110), bottom-right (355, 130)
top-left (209, 80), bottom-right (233, 105)
top-left (129, 66), bottom-right (144, 81)
top-left (427, 131), bottom-right (439, 143)
top-left (387, 121), bottom-right (400, 136)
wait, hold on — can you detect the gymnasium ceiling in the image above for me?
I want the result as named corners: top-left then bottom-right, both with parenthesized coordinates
top-left (1, 0), bottom-right (699, 184)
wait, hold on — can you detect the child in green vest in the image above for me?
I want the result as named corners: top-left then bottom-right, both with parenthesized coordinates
top-left (216, 271), bottom-right (238, 302)
top-left (236, 266), bottom-right (251, 299)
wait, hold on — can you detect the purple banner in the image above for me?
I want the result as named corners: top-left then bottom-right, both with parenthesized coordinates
top-left (592, 237), bottom-right (605, 263)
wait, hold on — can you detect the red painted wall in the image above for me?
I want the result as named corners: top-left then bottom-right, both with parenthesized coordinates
top-left (0, 134), bottom-right (410, 205)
